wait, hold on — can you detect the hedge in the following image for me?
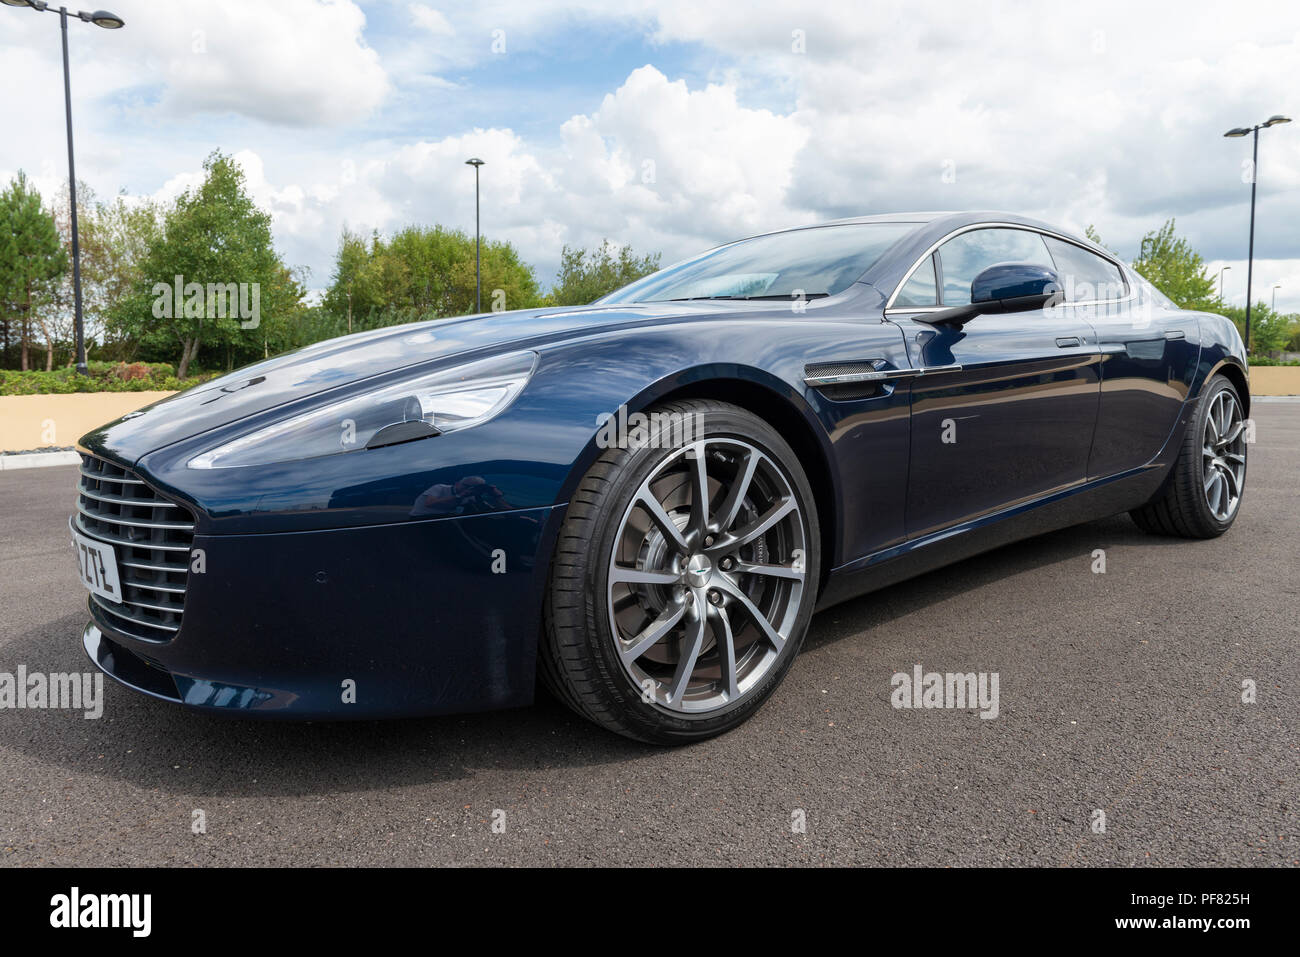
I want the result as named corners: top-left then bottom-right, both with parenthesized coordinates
top-left (0, 361), bottom-right (215, 396)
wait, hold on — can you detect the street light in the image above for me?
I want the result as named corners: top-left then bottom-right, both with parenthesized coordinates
top-left (465, 158), bottom-right (485, 313)
top-left (1224, 114), bottom-right (1291, 354)
top-left (1272, 283), bottom-right (1282, 312)
top-left (1218, 264), bottom-right (1231, 300)
top-left (2, 1), bottom-right (125, 375)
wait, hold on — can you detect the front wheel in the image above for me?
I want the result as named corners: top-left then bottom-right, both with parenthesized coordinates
top-left (1130, 374), bottom-right (1247, 538)
top-left (541, 400), bottom-right (821, 743)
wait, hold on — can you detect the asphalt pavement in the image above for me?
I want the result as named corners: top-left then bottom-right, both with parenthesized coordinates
top-left (1, 404), bottom-right (1296, 866)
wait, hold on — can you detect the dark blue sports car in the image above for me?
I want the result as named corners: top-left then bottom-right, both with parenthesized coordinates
top-left (72, 211), bottom-right (1249, 742)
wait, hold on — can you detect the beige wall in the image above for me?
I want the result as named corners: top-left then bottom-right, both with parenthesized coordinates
top-left (1248, 367), bottom-right (1300, 397)
top-left (0, 392), bottom-right (175, 452)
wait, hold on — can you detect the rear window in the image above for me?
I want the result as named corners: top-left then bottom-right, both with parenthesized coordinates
top-left (1043, 237), bottom-right (1126, 302)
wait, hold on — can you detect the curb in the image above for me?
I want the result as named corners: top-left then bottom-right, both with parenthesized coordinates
top-left (0, 450), bottom-right (81, 471)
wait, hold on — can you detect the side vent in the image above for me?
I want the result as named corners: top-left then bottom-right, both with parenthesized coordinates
top-left (803, 359), bottom-right (893, 400)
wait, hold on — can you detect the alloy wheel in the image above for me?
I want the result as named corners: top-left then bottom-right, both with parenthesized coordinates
top-left (606, 438), bottom-right (807, 713)
top-left (1202, 389), bottom-right (1246, 522)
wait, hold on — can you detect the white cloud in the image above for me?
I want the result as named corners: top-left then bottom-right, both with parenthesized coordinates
top-left (409, 4), bottom-right (454, 37)
top-left (3, 0), bottom-right (1299, 310)
top-left (147, 0), bottom-right (390, 126)
top-left (0, 0), bottom-right (389, 128)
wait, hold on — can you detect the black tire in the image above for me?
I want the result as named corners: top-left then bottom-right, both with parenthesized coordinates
top-left (1130, 374), bottom-right (1247, 539)
top-left (541, 399), bottom-right (821, 744)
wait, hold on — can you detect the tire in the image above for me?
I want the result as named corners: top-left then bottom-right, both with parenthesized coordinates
top-left (541, 399), bottom-right (821, 744)
top-left (1129, 374), bottom-right (1247, 539)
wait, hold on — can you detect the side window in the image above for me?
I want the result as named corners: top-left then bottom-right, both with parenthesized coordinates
top-left (1043, 237), bottom-right (1125, 302)
top-left (895, 254), bottom-right (938, 307)
top-left (936, 228), bottom-right (1055, 306)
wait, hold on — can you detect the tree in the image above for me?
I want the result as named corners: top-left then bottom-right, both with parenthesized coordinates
top-left (112, 151), bottom-right (300, 377)
top-left (0, 172), bottom-right (67, 370)
top-left (1130, 219), bottom-right (1218, 311)
top-left (1216, 302), bottom-right (1298, 356)
top-left (546, 240), bottom-right (661, 305)
top-left (69, 186), bottom-right (165, 362)
top-left (322, 224), bottom-right (542, 322)
top-left (1084, 225), bottom-right (1116, 254)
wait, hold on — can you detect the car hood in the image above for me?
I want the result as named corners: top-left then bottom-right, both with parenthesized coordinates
top-left (78, 301), bottom-right (724, 465)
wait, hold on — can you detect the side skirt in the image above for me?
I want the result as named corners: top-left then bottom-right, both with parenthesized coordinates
top-left (815, 463), bottom-right (1168, 612)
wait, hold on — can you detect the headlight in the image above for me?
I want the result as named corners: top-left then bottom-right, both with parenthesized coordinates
top-left (187, 351), bottom-right (537, 469)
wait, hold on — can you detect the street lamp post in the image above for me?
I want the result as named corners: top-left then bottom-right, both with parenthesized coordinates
top-left (2, 1), bottom-right (125, 375)
top-left (465, 158), bottom-right (485, 313)
top-left (1272, 283), bottom-right (1281, 312)
top-left (1224, 114), bottom-right (1291, 354)
top-left (1218, 264), bottom-right (1231, 300)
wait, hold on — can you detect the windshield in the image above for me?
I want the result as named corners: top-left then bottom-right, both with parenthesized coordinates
top-left (598, 223), bottom-right (920, 304)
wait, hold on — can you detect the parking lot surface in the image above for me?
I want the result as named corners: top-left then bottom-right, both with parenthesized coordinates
top-left (1, 404), bottom-right (1296, 866)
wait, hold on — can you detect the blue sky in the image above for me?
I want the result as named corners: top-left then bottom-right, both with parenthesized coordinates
top-left (1, 0), bottom-right (1297, 309)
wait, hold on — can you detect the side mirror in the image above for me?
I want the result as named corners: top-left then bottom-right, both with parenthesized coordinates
top-left (930, 262), bottom-right (1061, 327)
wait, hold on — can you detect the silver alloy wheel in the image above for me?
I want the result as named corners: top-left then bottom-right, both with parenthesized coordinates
top-left (1202, 389), bottom-right (1247, 522)
top-left (606, 438), bottom-right (807, 713)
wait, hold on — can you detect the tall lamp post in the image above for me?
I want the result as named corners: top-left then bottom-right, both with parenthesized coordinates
top-left (2, 1), bottom-right (125, 375)
top-left (465, 157), bottom-right (485, 313)
top-left (1224, 114), bottom-right (1291, 355)
top-left (1272, 283), bottom-right (1282, 312)
top-left (1218, 264), bottom-right (1230, 300)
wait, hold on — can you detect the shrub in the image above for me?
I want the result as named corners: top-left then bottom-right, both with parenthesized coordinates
top-left (0, 365), bottom-right (214, 396)
top-left (1248, 357), bottom-right (1300, 367)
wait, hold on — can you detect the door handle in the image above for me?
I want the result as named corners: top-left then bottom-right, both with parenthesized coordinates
top-left (1055, 336), bottom-right (1081, 348)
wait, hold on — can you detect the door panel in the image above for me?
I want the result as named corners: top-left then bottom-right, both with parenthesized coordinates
top-left (901, 313), bottom-right (1102, 538)
top-left (1087, 303), bottom-right (1198, 478)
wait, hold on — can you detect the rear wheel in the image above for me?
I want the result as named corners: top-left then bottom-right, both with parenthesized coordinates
top-left (1130, 374), bottom-right (1247, 538)
top-left (541, 400), bottom-right (820, 743)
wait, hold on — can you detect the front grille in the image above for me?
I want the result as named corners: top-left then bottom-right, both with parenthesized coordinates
top-left (74, 453), bottom-right (195, 642)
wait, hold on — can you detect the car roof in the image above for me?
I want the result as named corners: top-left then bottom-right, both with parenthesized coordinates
top-left (765, 210), bottom-right (1066, 232)
top-left (733, 210), bottom-right (1079, 246)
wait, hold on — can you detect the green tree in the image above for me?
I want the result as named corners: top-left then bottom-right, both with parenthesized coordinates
top-left (1130, 219), bottom-right (1217, 311)
top-left (1216, 302), bottom-right (1298, 356)
top-left (41, 181), bottom-right (166, 365)
top-left (112, 151), bottom-right (301, 377)
top-left (80, 189), bottom-right (165, 360)
top-left (322, 224), bottom-right (542, 323)
top-left (0, 172), bottom-right (67, 370)
top-left (1084, 225), bottom-right (1116, 254)
top-left (546, 240), bottom-right (661, 305)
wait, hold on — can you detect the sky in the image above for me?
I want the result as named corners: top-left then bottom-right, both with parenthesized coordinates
top-left (1, 0), bottom-right (1297, 310)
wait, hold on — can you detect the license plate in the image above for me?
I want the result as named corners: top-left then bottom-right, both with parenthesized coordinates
top-left (72, 528), bottom-right (122, 604)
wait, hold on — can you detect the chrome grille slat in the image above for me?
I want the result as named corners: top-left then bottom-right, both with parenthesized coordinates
top-left (118, 593), bottom-right (185, 615)
top-left (120, 558), bottom-right (189, 574)
top-left (76, 500), bottom-right (194, 531)
top-left (120, 574), bottom-right (187, 590)
top-left (75, 453), bottom-right (195, 642)
top-left (79, 485), bottom-right (178, 508)
top-left (90, 594), bottom-right (181, 633)
top-left (79, 466), bottom-right (144, 485)
top-left (73, 514), bottom-right (190, 552)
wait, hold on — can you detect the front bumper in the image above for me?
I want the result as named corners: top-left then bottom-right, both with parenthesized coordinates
top-left (81, 504), bottom-right (563, 719)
